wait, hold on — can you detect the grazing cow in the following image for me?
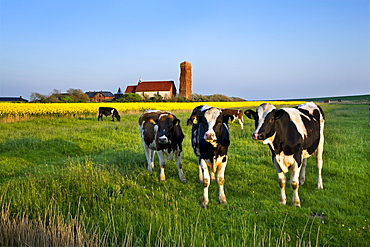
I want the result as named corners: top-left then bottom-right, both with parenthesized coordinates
top-left (244, 102), bottom-right (325, 207)
top-left (222, 109), bottom-right (244, 129)
top-left (188, 105), bottom-right (232, 208)
top-left (138, 110), bottom-right (186, 183)
top-left (98, 107), bottom-right (121, 121)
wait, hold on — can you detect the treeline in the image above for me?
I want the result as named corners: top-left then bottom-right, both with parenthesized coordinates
top-left (30, 89), bottom-right (89, 103)
top-left (30, 89), bottom-right (246, 103)
top-left (119, 93), bottom-right (246, 102)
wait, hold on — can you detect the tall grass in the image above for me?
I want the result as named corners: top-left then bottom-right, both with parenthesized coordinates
top-left (0, 103), bottom-right (369, 246)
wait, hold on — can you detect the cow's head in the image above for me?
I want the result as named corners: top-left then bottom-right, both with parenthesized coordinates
top-left (244, 103), bottom-right (276, 140)
top-left (202, 107), bottom-right (231, 146)
top-left (154, 113), bottom-right (181, 144)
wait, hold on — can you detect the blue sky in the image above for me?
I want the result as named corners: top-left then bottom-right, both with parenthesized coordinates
top-left (0, 0), bottom-right (369, 100)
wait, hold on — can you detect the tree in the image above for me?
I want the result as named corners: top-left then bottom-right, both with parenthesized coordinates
top-left (117, 93), bottom-right (143, 102)
top-left (67, 88), bottom-right (89, 102)
top-left (149, 93), bottom-right (163, 102)
top-left (30, 92), bottom-right (47, 102)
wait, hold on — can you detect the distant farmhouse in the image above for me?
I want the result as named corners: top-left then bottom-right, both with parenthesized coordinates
top-left (85, 61), bottom-right (193, 102)
top-left (124, 61), bottom-right (192, 100)
top-left (0, 96), bottom-right (28, 102)
top-left (125, 79), bottom-right (176, 99)
top-left (85, 88), bottom-right (124, 102)
top-left (85, 91), bottom-right (115, 102)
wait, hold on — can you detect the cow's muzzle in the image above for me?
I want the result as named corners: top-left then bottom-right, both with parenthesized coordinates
top-left (252, 132), bottom-right (264, 141)
top-left (158, 136), bottom-right (169, 144)
top-left (205, 132), bottom-right (217, 142)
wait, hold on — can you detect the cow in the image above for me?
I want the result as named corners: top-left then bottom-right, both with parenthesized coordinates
top-left (244, 102), bottom-right (325, 207)
top-left (138, 110), bottom-right (186, 183)
top-left (98, 107), bottom-right (121, 121)
top-left (222, 109), bottom-right (244, 129)
top-left (188, 105), bottom-right (232, 208)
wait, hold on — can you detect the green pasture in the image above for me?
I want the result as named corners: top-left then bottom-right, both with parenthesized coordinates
top-left (0, 103), bottom-right (369, 246)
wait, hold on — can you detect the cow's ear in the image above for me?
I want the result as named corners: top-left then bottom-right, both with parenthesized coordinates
top-left (149, 119), bottom-right (157, 125)
top-left (244, 110), bottom-right (255, 119)
top-left (275, 109), bottom-right (285, 120)
top-left (174, 118), bottom-right (181, 126)
top-left (223, 115), bottom-right (232, 123)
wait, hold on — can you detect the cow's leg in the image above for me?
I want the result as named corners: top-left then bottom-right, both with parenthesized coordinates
top-left (291, 163), bottom-right (301, 207)
top-left (198, 160), bottom-right (203, 183)
top-left (216, 155), bottom-right (227, 204)
top-left (175, 151), bottom-right (186, 183)
top-left (316, 142), bottom-right (324, 189)
top-left (274, 159), bottom-right (286, 205)
top-left (239, 119), bottom-right (244, 129)
top-left (200, 159), bottom-right (210, 208)
top-left (299, 158), bottom-right (307, 185)
top-left (98, 114), bottom-right (102, 121)
top-left (143, 143), bottom-right (154, 172)
top-left (157, 151), bottom-right (166, 181)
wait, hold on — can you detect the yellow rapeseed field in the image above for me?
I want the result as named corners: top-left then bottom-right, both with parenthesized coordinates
top-left (0, 101), bottom-right (306, 118)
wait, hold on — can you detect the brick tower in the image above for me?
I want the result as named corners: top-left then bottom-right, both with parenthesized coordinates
top-left (179, 61), bottom-right (192, 100)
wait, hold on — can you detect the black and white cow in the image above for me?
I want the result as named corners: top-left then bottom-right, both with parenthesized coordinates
top-left (188, 105), bottom-right (232, 208)
top-left (244, 102), bottom-right (325, 207)
top-left (98, 107), bottom-right (121, 121)
top-left (222, 109), bottom-right (244, 129)
top-left (138, 110), bottom-right (186, 183)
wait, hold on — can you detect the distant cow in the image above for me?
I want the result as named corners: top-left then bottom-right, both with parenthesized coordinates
top-left (244, 102), bottom-right (325, 207)
top-left (98, 107), bottom-right (121, 121)
top-left (138, 110), bottom-right (186, 183)
top-left (222, 109), bottom-right (244, 129)
top-left (188, 105), bottom-right (232, 208)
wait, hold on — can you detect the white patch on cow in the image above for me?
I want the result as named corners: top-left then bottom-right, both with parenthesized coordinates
top-left (283, 108), bottom-right (308, 138)
top-left (159, 113), bottom-right (170, 120)
top-left (263, 133), bottom-right (276, 149)
top-left (298, 102), bottom-right (324, 123)
top-left (276, 151), bottom-right (295, 173)
top-left (201, 105), bottom-right (212, 111)
top-left (297, 102), bottom-right (317, 114)
top-left (204, 107), bottom-right (222, 142)
top-left (144, 110), bottom-right (161, 114)
top-left (254, 104), bottom-right (276, 135)
top-left (302, 149), bottom-right (312, 159)
top-left (148, 124), bottom-right (158, 148)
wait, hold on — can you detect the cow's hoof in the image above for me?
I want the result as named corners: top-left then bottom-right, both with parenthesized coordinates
top-left (279, 200), bottom-right (287, 205)
top-left (294, 201), bottom-right (301, 207)
top-left (219, 196), bottom-right (227, 205)
top-left (180, 178), bottom-right (187, 184)
top-left (219, 200), bottom-right (227, 205)
top-left (201, 199), bottom-right (208, 208)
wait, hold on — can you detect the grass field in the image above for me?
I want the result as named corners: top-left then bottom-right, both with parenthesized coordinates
top-left (0, 102), bottom-right (369, 246)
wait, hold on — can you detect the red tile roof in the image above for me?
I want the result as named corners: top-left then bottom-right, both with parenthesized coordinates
top-left (135, 81), bottom-right (175, 92)
top-left (124, 86), bottom-right (137, 93)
